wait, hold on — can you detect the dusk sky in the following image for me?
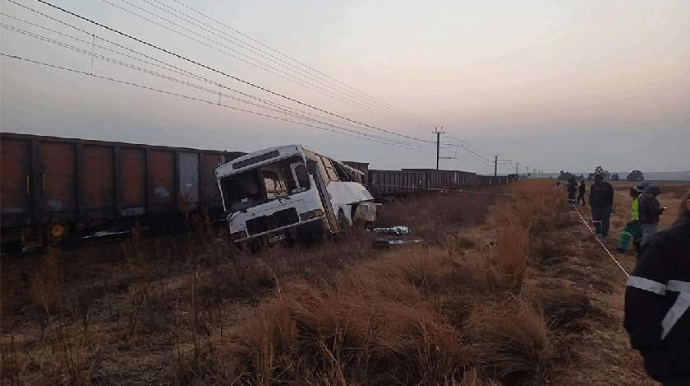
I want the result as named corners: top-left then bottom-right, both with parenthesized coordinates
top-left (1, 0), bottom-right (689, 174)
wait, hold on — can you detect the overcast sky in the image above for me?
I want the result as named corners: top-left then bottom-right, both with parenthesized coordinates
top-left (1, 0), bottom-right (689, 174)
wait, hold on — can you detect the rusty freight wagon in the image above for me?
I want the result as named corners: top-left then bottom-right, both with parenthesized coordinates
top-left (402, 168), bottom-right (467, 190)
top-left (0, 133), bottom-right (244, 250)
top-left (367, 169), bottom-right (428, 198)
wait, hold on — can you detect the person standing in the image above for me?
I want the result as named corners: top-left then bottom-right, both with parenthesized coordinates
top-left (624, 191), bottom-right (690, 386)
top-left (577, 180), bottom-right (586, 206)
top-left (588, 174), bottom-right (614, 237)
top-left (567, 177), bottom-right (578, 204)
top-left (617, 185), bottom-right (643, 252)
top-left (639, 185), bottom-right (665, 246)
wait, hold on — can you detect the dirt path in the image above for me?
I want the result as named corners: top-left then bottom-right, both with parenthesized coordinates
top-left (547, 189), bottom-right (657, 386)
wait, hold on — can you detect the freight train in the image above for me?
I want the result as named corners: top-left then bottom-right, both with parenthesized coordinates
top-left (0, 133), bottom-right (244, 251)
top-left (347, 163), bottom-right (510, 199)
top-left (1, 133), bottom-right (510, 251)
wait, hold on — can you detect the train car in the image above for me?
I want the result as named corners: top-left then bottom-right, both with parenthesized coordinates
top-left (368, 169), bottom-right (427, 198)
top-left (456, 171), bottom-right (476, 187)
top-left (0, 132), bottom-right (244, 250)
top-left (402, 169), bottom-right (459, 190)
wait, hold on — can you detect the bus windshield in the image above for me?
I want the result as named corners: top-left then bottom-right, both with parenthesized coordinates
top-left (221, 156), bottom-right (311, 212)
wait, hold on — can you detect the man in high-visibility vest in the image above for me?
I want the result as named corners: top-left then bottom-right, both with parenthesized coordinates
top-left (618, 185), bottom-right (644, 253)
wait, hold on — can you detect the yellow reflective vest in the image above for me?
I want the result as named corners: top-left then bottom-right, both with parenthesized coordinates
top-left (632, 197), bottom-right (639, 221)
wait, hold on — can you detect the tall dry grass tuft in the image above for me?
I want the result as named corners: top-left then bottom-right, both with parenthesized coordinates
top-left (27, 248), bottom-right (61, 315)
top-left (459, 368), bottom-right (501, 386)
top-left (490, 225), bottom-right (529, 292)
top-left (27, 248), bottom-right (63, 338)
top-left (0, 334), bottom-right (20, 386)
top-left (466, 299), bottom-right (554, 385)
top-left (222, 259), bottom-right (471, 386)
top-left (529, 287), bottom-right (601, 333)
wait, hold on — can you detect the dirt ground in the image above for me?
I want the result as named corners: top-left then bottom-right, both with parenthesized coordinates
top-left (1, 181), bottom-right (688, 386)
top-left (549, 181), bottom-right (689, 386)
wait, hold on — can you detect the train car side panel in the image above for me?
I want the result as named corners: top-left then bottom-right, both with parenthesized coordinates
top-left (82, 145), bottom-right (115, 216)
top-left (120, 147), bottom-right (146, 216)
top-left (0, 138), bottom-right (30, 228)
top-left (39, 141), bottom-right (77, 220)
top-left (148, 149), bottom-right (175, 211)
top-left (200, 153), bottom-right (225, 209)
top-left (178, 151), bottom-right (200, 210)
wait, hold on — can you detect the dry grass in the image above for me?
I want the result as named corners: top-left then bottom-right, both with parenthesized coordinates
top-left (1, 181), bottom-right (619, 386)
top-left (466, 299), bottom-right (554, 385)
top-left (376, 192), bottom-right (495, 245)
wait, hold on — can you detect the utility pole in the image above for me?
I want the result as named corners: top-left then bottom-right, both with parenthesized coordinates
top-left (433, 126), bottom-right (445, 170)
top-left (515, 162), bottom-right (520, 176)
top-left (494, 154), bottom-right (498, 177)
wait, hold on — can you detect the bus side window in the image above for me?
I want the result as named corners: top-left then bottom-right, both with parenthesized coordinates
top-left (334, 162), bottom-right (357, 182)
top-left (294, 164), bottom-right (310, 189)
top-left (320, 156), bottom-right (340, 182)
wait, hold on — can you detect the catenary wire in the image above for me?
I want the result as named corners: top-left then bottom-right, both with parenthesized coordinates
top-left (139, 0), bottom-right (423, 124)
top-left (165, 0), bottom-right (437, 129)
top-left (101, 0), bottom-right (405, 121)
top-left (0, 14), bottom-right (434, 150)
top-left (35, 0), bottom-right (437, 145)
top-left (0, 52), bottom-right (437, 155)
top-left (0, 24), bottom-right (431, 151)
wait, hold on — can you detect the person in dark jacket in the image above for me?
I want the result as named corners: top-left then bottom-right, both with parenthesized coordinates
top-left (588, 174), bottom-right (614, 237)
top-left (577, 180), bottom-right (586, 206)
top-left (567, 177), bottom-right (578, 204)
top-left (624, 191), bottom-right (690, 386)
top-left (639, 185), bottom-right (666, 246)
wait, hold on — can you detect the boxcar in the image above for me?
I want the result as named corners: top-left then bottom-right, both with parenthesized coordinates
top-left (401, 169), bottom-right (460, 190)
top-left (0, 132), bottom-right (243, 249)
top-left (368, 169), bottom-right (428, 197)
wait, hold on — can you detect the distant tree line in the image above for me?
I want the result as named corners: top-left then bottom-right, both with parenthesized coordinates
top-left (558, 166), bottom-right (634, 182)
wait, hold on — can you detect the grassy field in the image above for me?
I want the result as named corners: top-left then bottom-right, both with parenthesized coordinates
top-left (1, 181), bottom-right (688, 385)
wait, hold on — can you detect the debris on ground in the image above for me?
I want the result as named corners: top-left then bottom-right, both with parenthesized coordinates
top-left (373, 238), bottom-right (423, 248)
top-left (368, 226), bottom-right (412, 235)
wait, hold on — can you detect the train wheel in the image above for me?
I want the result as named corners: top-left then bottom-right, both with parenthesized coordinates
top-left (47, 222), bottom-right (69, 243)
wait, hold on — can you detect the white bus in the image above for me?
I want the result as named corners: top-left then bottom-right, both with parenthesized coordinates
top-left (215, 145), bottom-right (376, 247)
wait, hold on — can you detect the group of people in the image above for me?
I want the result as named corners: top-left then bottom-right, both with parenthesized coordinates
top-left (559, 175), bottom-right (665, 248)
top-left (558, 175), bottom-right (690, 386)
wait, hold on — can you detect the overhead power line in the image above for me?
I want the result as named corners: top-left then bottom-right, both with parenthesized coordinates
top-left (0, 14), bottom-right (433, 150)
top-left (138, 0), bottom-right (421, 124)
top-left (99, 0), bottom-right (405, 121)
top-left (0, 52), bottom-right (436, 154)
top-left (35, 0), bottom-right (436, 145)
top-left (164, 0), bottom-right (436, 129)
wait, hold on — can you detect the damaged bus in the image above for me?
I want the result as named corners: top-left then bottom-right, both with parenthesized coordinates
top-left (215, 145), bottom-right (377, 248)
